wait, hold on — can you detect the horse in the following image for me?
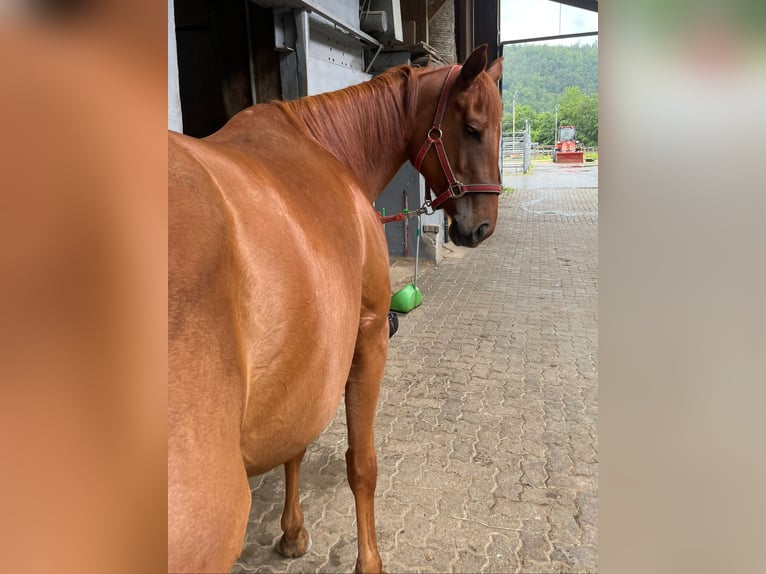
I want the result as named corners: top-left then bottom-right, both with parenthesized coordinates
top-left (168, 44), bottom-right (503, 573)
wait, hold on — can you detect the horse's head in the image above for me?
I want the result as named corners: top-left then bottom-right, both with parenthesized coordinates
top-left (410, 45), bottom-right (504, 247)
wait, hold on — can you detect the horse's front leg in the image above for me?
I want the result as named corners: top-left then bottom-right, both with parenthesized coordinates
top-left (345, 313), bottom-right (389, 574)
top-left (276, 448), bottom-right (311, 558)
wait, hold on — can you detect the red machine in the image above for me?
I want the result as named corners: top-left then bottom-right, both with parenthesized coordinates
top-left (553, 125), bottom-right (584, 163)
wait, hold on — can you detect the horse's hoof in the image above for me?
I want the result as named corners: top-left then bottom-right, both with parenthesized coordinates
top-left (354, 557), bottom-right (385, 574)
top-left (276, 527), bottom-right (311, 558)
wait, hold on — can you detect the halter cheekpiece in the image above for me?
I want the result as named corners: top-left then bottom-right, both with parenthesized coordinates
top-left (412, 64), bottom-right (503, 210)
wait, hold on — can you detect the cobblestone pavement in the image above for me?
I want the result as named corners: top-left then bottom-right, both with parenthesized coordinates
top-left (232, 166), bottom-right (598, 573)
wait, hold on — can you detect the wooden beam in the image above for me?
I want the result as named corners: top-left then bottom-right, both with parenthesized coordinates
top-left (473, 0), bottom-right (498, 61)
top-left (401, 0), bottom-right (428, 45)
top-left (549, 0), bottom-right (598, 14)
top-left (500, 31), bottom-right (598, 45)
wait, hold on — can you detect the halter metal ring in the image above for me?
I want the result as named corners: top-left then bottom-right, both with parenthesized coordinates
top-left (428, 127), bottom-right (443, 141)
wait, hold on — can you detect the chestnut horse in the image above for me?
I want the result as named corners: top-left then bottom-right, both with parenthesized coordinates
top-left (169, 45), bottom-right (503, 573)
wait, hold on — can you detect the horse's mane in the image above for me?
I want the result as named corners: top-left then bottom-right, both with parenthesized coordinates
top-left (273, 66), bottom-right (421, 172)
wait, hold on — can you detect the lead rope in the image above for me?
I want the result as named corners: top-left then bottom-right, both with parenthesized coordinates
top-left (378, 200), bottom-right (433, 224)
top-left (379, 192), bottom-right (430, 338)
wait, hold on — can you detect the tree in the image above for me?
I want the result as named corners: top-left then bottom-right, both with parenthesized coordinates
top-left (502, 104), bottom-right (537, 134)
top-left (556, 87), bottom-right (598, 146)
top-left (557, 86), bottom-right (584, 125)
top-left (532, 111), bottom-right (556, 146)
top-left (576, 93), bottom-right (598, 146)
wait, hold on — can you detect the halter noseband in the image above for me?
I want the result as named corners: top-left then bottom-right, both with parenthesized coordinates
top-left (413, 64), bottom-right (503, 210)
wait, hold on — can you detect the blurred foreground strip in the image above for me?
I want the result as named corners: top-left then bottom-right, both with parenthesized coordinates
top-left (0, 11), bottom-right (166, 574)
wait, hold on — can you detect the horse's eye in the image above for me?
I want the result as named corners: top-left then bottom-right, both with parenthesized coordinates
top-left (465, 124), bottom-right (481, 140)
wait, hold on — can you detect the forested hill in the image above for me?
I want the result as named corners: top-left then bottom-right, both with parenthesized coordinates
top-left (501, 42), bottom-right (599, 145)
top-left (501, 42), bottom-right (598, 113)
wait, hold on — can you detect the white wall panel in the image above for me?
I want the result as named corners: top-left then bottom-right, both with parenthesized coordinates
top-left (306, 13), bottom-right (370, 95)
top-left (307, 58), bottom-right (371, 96)
top-left (168, 0), bottom-right (183, 132)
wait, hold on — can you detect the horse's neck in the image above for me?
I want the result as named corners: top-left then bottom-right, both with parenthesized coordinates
top-left (283, 73), bottom-right (415, 200)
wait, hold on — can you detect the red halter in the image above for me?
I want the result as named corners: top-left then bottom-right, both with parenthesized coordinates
top-left (413, 65), bottom-right (503, 210)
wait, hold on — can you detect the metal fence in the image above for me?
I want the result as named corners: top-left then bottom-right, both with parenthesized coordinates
top-left (502, 119), bottom-right (531, 175)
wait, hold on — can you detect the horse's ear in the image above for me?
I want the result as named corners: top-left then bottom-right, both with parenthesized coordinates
top-left (459, 44), bottom-right (488, 87)
top-left (486, 57), bottom-right (504, 83)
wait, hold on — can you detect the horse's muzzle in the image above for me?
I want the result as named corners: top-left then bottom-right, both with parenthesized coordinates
top-left (449, 220), bottom-right (494, 247)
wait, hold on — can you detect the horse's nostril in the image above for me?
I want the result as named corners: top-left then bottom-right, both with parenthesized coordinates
top-left (475, 222), bottom-right (490, 241)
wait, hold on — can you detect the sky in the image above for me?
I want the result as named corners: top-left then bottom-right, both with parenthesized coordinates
top-left (501, 0), bottom-right (599, 45)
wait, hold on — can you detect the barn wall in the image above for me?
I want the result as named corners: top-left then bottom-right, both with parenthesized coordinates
top-left (429, 1), bottom-right (457, 63)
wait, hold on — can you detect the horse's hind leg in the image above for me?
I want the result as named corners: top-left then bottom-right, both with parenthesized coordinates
top-left (345, 315), bottom-right (388, 574)
top-left (276, 448), bottom-right (311, 558)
